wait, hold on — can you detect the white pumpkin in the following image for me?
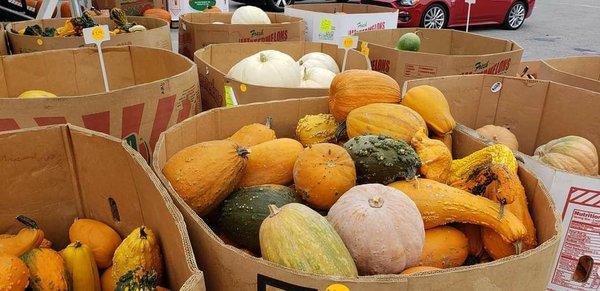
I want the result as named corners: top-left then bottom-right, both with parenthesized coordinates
top-left (212, 21), bottom-right (225, 24)
top-left (227, 50), bottom-right (301, 87)
top-left (299, 67), bottom-right (336, 88)
top-left (299, 52), bottom-right (340, 73)
top-left (231, 6), bottom-right (271, 24)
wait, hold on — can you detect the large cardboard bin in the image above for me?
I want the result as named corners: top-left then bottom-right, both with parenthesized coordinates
top-left (0, 124), bottom-right (205, 290)
top-left (178, 12), bottom-right (305, 59)
top-left (404, 74), bottom-right (600, 290)
top-left (356, 28), bottom-right (523, 87)
top-left (0, 25), bottom-right (8, 55)
top-left (285, 3), bottom-right (398, 44)
top-left (520, 56), bottom-right (600, 92)
top-left (0, 45), bottom-right (199, 161)
top-left (152, 97), bottom-right (561, 291)
top-left (6, 16), bottom-right (171, 54)
top-left (195, 41), bottom-right (371, 110)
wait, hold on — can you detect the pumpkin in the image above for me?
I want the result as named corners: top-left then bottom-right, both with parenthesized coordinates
top-left (0, 215), bottom-right (44, 257)
top-left (411, 128), bottom-right (452, 183)
top-left (101, 267), bottom-right (116, 291)
top-left (163, 140), bottom-right (249, 215)
top-left (143, 8), bottom-right (171, 24)
top-left (112, 226), bottom-right (164, 283)
top-left (329, 70), bottom-right (401, 121)
top-left (238, 138), bottom-right (304, 187)
top-left (402, 85), bottom-right (456, 135)
top-left (388, 178), bottom-right (527, 244)
top-left (0, 253), bottom-right (29, 290)
top-left (259, 203), bottom-right (358, 277)
top-left (204, 6), bottom-right (222, 13)
top-left (21, 248), bottom-right (69, 291)
top-left (534, 136), bottom-right (598, 175)
top-left (230, 6), bottom-right (271, 24)
top-left (476, 125), bottom-right (519, 151)
top-left (69, 218), bottom-right (122, 269)
top-left (218, 185), bottom-right (300, 254)
top-left (419, 226), bottom-right (469, 268)
top-left (299, 59), bottom-right (330, 72)
top-left (346, 103), bottom-right (427, 142)
top-left (293, 143), bottom-right (356, 209)
top-left (344, 135), bottom-right (421, 184)
top-left (298, 52), bottom-right (340, 73)
top-left (299, 67), bottom-right (336, 88)
top-left (400, 266), bottom-right (440, 275)
top-left (432, 133), bottom-right (452, 152)
top-left (295, 113), bottom-right (338, 146)
top-left (227, 50), bottom-right (301, 87)
top-left (228, 118), bottom-right (276, 147)
top-left (327, 184), bottom-right (424, 275)
top-left (60, 241), bottom-right (101, 291)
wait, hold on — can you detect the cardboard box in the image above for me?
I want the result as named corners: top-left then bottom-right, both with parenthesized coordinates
top-left (194, 41), bottom-right (371, 110)
top-left (6, 16), bottom-right (172, 54)
top-left (0, 45), bottom-right (199, 162)
top-left (95, 0), bottom-right (160, 15)
top-left (168, 0), bottom-right (229, 23)
top-left (0, 25), bottom-right (8, 55)
top-left (0, 124), bottom-right (205, 290)
top-left (285, 3), bottom-right (398, 44)
top-left (152, 96), bottom-right (561, 291)
top-left (356, 28), bottom-right (523, 87)
top-left (519, 56), bottom-right (600, 93)
top-left (178, 12), bottom-right (305, 59)
top-left (403, 74), bottom-right (600, 290)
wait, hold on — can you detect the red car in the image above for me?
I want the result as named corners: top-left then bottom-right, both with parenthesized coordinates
top-left (360, 0), bottom-right (535, 30)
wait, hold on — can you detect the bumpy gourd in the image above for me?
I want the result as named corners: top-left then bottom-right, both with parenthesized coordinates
top-left (238, 138), bottom-right (304, 187)
top-left (260, 203), bottom-right (358, 277)
top-left (534, 135), bottom-right (598, 175)
top-left (112, 226), bottom-right (164, 284)
top-left (293, 143), bottom-right (356, 209)
top-left (69, 218), bottom-right (122, 269)
top-left (60, 241), bottom-right (101, 291)
top-left (295, 114), bottom-right (338, 146)
top-left (20, 248), bottom-right (70, 291)
top-left (346, 103), bottom-right (427, 143)
top-left (163, 140), bottom-right (249, 215)
top-left (329, 70), bottom-right (401, 121)
top-left (0, 253), bottom-right (29, 290)
top-left (344, 135), bottom-right (421, 184)
top-left (451, 163), bottom-right (518, 208)
top-left (419, 226), bottom-right (469, 268)
top-left (411, 129), bottom-right (452, 183)
top-left (476, 125), bottom-right (519, 151)
top-left (449, 144), bottom-right (518, 184)
top-left (115, 267), bottom-right (160, 291)
top-left (327, 184), bottom-right (424, 275)
top-left (0, 215), bottom-right (44, 257)
top-left (228, 118), bottom-right (276, 147)
top-left (389, 178), bottom-right (527, 243)
top-left (402, 85), bottom-right (456, 135)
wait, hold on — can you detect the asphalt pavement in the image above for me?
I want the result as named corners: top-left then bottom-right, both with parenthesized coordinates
top-left (172, 0), bottom-right (600, 60)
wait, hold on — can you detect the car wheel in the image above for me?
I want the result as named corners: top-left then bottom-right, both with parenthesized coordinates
top-left (503, 1), bottom-right (526, 30)
top-left (265, 0), bottom-right (294, 12)
top-left (421, 4), bottom-right (447, 29)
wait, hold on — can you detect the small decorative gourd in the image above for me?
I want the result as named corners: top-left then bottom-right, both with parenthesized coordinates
top-left (228, 118), bottom-right (276, 147)
top-left (112, 226), bottom-right (164, 284)
top-left (0, 253), bottom-right (29, 290)
top-left (60, 241), bottom-right (101, 291)
top-left (20, 248), bottom-right (70, 291)
top-left (0, 215), bottom-right (44, 257)
top-left (295, 114), bottom-right (338, 146)
top-left (419, 226), bottom-right (469, 268)
top-left (411, 129), bottom-right (452, 183)
top-left (69, 218), bottom-right (122, 269)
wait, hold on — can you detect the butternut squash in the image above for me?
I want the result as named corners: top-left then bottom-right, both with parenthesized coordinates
top-left (419, 226), bottom-right (469, 268)
top-left (228, 118), bottom-right (276, 147)
top-left (411, 129), bottom-right (452, 183)
top-left (238, 138), bottom-right (304, 187)
top-left (402, 85), bottom-right (456, 135)
top-left (0, 215), bottom-right (44, 257)
top-left (60, 241), bottom-right (101, 291)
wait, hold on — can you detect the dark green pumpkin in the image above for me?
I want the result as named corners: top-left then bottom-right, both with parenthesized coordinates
top-left (344, 135), bottom-right (421, 184)
top-left (218, 184), bottom-right (300, 254)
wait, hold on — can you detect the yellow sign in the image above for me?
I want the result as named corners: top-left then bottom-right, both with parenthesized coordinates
top-left (36, 38), bottom-right (43, 46)
top-left (326, 283), bottom-right (349, 291)
top-left (91, 26), bottom-right (105, 41)
top-left (320, 18), bottom-right (333, 33)
top-left (224, 85), bottom-right (237, 107)
top-left (342, 37), bottom-right (354, 49)
top-left (360, 41), bottom-right (369, 57)
top-left (240, 83), bottom-right (247, 92)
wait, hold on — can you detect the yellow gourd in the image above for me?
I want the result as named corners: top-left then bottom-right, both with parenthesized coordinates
top-left (432, 133), bottom-right (452, 152)
top-left (0, 215), bottom-right (45, 257)
top-left (450, 144), bottom-right (518, 183)
top-left (411, 129), bottom-right (452, 183)
top-left (402, 85), bottom-right (456, 135)
top-left (295, 114), bottom-right (338, 146)
top-left (228, 118), bottom-right (276, 147)
top-left (18, 90), bottom-right (57, 99)
top-left (61, 241), bottom-right (101, 291)
top-left (112, 226), bottom-right (164, 283)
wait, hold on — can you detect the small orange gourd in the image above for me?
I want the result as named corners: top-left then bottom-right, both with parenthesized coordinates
top-left (411, 129), bottom-right (452, 183)
top-left (69, 218), bottom-right (122, 269)
top-left (0, 253), bottom-right (29, 290)
top-left (228, 118), bottom-right (276, 147)
top-left (419, 226), bottom-right (469, 268)
top-left (101, 267), bottom-right (116, 291)
top-left (0, 215), bottom-right (44, 257)
top-left (432, 133), bottom-right (452, 152)
top-left (238, 138), bottom-right (304, 187)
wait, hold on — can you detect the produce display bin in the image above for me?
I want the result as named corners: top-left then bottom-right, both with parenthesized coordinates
top-left (284, 3), bottom-right (398, 44)
top-left (178, 12), bottom-right (305, 59)
top-left (194, 41), bottom-right (371, 110)
top-left (519, 56), bottom-right (600, 92)
top-left (0, 124), bottom-right (205, 290)
top-left (6, 16), bottom-right (171, 54)
top-left (356, 28), bottom-right (523, 87)
top-left (152, 96), bottom-right (560, 291)
top-left (0, 25), bottom-right (8, 55)
top-left (0, 45), bottom-right (199, 161)
top-left (404, 74), bottom-right (600, 290)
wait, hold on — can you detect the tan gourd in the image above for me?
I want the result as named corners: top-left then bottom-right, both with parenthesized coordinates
top-left (534, 136), bottom-right (598, 175)
top-left (476, 125), bottom-right (519, 151)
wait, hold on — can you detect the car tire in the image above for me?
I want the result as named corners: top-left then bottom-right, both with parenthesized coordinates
top-left (503, 1), bottom-right (527, 30)
top-left (421, 4), bottom-right (447, 29)
top-left (264, 0), bottom-right (294, 12)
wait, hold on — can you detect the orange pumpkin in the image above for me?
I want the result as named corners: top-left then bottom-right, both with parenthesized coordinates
top-left (419, 226), bottom-right (469, 268)
top-left (143, 8), bottom-right (171, 24)
top-left (69, 218), bottom-right (122, 269)
top-left (293, 143), bottom-right (356, 209)
top-left (329, 70), bottom-right (401, 121)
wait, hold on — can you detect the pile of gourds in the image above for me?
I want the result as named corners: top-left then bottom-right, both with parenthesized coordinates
top-left (162, 69), bottom-right (541, 277)
top-left (0, 216), bottom-right (166, 290)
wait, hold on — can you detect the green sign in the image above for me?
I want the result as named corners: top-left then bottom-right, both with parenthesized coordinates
top-left (189, 0), bottom-right (216, 11)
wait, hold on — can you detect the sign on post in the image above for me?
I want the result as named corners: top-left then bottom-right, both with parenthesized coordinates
top-left (83, 25), bottom-right (111, 93)
top-left (465, 0), bottom-right (476, 32)
top-left (337, 36), bottom-right (358, 72)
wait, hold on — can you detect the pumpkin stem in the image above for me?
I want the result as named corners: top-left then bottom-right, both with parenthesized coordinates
top-left (513, 240), bottom-right (522, 255)
top-left (302, 67), bottom-right (308, 81)
top-left (16, 215), bottom-right (39, 229)
top-left (368, 196), bottom-right (384, 208)
top-left (259, 53), bottom-right (267, 63)
top-left (73, 241), bottom-right (82, 248)
top-left (498, 202), bottom-right (505, 219)
top-left (267, 204), bottom-right (280, 217)
top-left (140, 226), bottom-right (147, 239)
top-left (237, 147), bottom-right (250, 158)
top-left (264, 117), bottom-right (272, 129)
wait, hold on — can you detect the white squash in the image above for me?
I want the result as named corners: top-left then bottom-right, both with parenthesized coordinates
top-left (231, 6), bottom-right (271, 24)
top-left (299, 67), bottom-right (336, 88)
top-left (534, 136), bottom-right (599, 175)
top-left (299, 52), bottom-right (340, 73)
top-left (227, 50), bottom-right (302, 87)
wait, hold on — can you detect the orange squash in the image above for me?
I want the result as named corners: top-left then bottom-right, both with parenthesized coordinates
top-left (400, 266), bottom-right (440, 275)
top-left (228, 118), bottom-right (276, 147)
top-left (411, 129), bottom-right (451, 183)
top-left (419, 226), bottom-right (469, 268)
top-left (293, 143), bottom-right (356, 209)
top-left (238, 138), bottom-right (304, 187)
top-left (100, 267), bottom-right (116, 291)
top-left (0, 253), bottom-right (29, 290)
top-left (402, 85), bottom-right (456, 135)
top-left (0, 215), bottom-right (44, 257)
top-left (20, 248), bottom-right (69, 291)
top-left (346, 103), bottom-right (427, 142)
top-left (143, 8), bottom-right (171, 24)
top-left (476, 125), bottom-right (519, 151)
top-left (457, 224), bottom-right (484, 258)
top-left (329, 69), bottom-right (401, 121)
top-left (69, 218), bottom-right (122, 269)
top-left (204, 6), bottom-right (222, 13)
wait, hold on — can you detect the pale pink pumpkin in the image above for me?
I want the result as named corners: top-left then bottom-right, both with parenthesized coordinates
top-left (327, 184), bottom-right (425, 275)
